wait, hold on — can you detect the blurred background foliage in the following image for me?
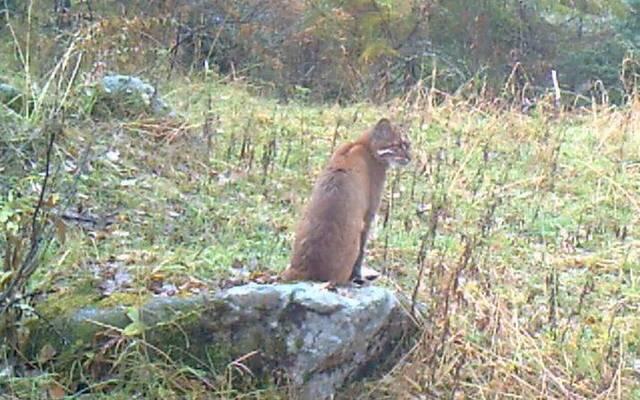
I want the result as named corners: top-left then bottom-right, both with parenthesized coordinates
top-left (1, 0), bottom-right (639, 102)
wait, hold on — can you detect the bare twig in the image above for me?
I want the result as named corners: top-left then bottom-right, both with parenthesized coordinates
top-left (0, 123), bottom-right (58, 312)
top-left (410, 195), bottom-right (441, 317)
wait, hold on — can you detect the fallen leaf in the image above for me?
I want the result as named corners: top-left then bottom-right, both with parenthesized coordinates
top-left (38, 344), bottom-right (57, 364)
top-left (219, 278), bottom-right (246, 289)
top-left (88, 231), bottom-right (107, 241)
top-left (249, 271), bottom-right (277, 284)
top-left (48, 382), bottom-right (66, 399)
top-left (150, 272), bottom-right (164, 282)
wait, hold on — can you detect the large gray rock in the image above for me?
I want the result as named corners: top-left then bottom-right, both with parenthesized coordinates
top-left (220, 283), bottom-right (408, 399)
top-left (35, 283), bottom-right (411, 399)
top-left (90, 74), bottom-right (174, 118)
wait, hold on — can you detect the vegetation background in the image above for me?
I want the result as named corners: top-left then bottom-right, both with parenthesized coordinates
top-left (1, 0), bottom-right (639, 399)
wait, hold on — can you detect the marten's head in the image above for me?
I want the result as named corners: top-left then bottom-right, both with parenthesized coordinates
top-left (368, 118), bottom-right (411, 167)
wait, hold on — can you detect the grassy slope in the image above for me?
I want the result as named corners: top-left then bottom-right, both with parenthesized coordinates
top-left (2, 76), bottom-right (640, 398)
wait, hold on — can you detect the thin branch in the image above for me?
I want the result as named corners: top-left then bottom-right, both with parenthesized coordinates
top-left (0, 124), bottom-right (58, 312)
top-left (30, 126), bottom-right (55, 247)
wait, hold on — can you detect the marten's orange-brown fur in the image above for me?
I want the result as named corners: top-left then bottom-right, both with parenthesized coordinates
top-left (281, 118), bottom-right (411, 284)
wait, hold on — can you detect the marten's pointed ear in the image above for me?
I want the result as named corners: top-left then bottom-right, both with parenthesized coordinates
top-left (371, 118), bottom-right (393, 141)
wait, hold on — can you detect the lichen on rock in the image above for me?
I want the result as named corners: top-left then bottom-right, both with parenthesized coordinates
top-left (88, 74), bottom-right (175, 118)
top-left (33, 282), bottom-right (412, 399)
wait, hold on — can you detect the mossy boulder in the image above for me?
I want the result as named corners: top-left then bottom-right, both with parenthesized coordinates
top-left (31, 283), bottom-right (412, 399)
top-left (89, 74), bottom-right (175, 119)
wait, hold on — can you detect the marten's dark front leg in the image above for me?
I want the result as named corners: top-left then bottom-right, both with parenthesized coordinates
top-left (351, 214), bottom-right (374, 283)
top-left (350, 236), bottom-right (366, 283)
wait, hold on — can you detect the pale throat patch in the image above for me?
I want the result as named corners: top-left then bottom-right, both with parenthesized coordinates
top-left (387, 158), bottom-right (405, 167)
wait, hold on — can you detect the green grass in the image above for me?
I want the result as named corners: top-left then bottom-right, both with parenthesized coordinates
top-left (1, 74), bottom-right (640, 398)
